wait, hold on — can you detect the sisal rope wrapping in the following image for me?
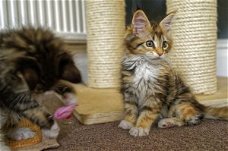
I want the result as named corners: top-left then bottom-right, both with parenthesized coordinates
top-left (86, 0), bottom-right (125, 88)
top-left (166, 0), bottom-right (217, 94)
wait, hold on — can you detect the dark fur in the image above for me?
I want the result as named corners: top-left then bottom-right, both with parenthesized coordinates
top-left (0, 27), bottom-right (81, 149)
top-left (119, 10), bottom-right (228, 137)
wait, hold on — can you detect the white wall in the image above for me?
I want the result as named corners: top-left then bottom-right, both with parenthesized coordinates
top-left (217, 39), bottom-right (228, 77)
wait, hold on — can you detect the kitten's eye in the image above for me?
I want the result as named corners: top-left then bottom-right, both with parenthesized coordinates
top-left (146, 40), bottom-right (154, 47)
top-left (162, 41), bottom-right (169, 50)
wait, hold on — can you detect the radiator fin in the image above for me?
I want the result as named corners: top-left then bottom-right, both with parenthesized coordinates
top-left (0, 0), bottom-right (86, 41)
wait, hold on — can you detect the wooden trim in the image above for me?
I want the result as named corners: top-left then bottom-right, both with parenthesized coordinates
top-left (55, 32), bottom-right (87, 44)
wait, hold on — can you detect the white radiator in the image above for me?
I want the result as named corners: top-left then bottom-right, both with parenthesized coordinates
top-left (0, 0), bottom-right (86, 41)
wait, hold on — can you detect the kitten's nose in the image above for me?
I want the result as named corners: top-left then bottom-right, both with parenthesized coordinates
top-left (155, 49), bottom-right (163, 56)
top-left (157, 52), bottom-right (163, 56)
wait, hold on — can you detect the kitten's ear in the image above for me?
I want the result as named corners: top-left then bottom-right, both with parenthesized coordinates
top-left (58, 53), bottom-right (81, 83)
top-left (159, 11), bottom-right (176, 33)
top-left (132, 10), bottom-right (151, 36)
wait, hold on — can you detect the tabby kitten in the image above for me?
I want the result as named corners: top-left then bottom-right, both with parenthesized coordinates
top-left (0, 27), bottom-right (81, 150)
top-left (118, 10), bottom-right (228, 137)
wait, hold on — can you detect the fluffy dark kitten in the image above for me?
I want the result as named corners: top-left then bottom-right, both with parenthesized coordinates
top-left (118, 10), bottom-right (228, 137)
top-left (0, 27), bottom-right (81, 150)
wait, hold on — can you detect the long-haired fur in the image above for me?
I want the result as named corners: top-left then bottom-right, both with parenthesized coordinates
top-left (0, 27), bottom-right (81, 150)
top-left (119, 10), bottom-right (228, 137)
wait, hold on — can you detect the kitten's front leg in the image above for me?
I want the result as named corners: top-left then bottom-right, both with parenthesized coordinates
top-left (0, 116), bottom-right (11, 151)
top-left (53, 80), bottom-right (77, 105)
top-left (0, 71), bottom-right (59, 139)
top-left (119, 101), bottom-right (138, 130)
top-left (119, 93), bottom-right (138, 130)
top-left (22, 106), bottom-right (60, 139)
top-left (42, 121), bottom-right (60, 138)
top-left (129, 97), bottom-right (161, 137)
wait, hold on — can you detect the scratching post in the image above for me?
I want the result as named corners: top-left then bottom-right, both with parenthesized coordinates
top-left (74, 0), bottom-right (125, 124)
top-left (86, 0), bottom-right (125, 88)
top-left (166, 0), bottom-right (217, 94)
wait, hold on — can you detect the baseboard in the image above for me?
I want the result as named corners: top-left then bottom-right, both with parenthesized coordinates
top-left (57, 32), bottom-right (87, 44)
top-left (200, 99), bottom-right (228, 107)
top-left (216, 39), bottom-right (228, 77)
top-left (217, 39), bottom-right (228, 49)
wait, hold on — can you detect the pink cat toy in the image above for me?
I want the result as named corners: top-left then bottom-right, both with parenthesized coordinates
top-left (53, 103), bottom-right (77, 120)
top-left (53, 93), bottom-right (78, 120)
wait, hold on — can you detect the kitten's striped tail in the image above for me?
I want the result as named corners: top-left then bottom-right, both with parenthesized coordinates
top-left (204, 106), bottom-right (228, 120)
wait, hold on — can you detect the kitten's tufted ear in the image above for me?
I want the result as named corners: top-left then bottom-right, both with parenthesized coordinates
top-left (58, 53), bottom-right (81, 83)
top-left (159, 11), bottom-right (176, 33)
top-left (132, 10), bottom-right (151, 36)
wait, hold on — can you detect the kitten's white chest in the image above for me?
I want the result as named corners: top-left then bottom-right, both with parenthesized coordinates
top-left (133, 62), bottom-right (159, 105)
top-left (134, 62), bottom-right (158, 82)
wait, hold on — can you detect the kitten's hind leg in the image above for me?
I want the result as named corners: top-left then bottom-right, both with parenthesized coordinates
top-left (158, 117), bottom-right (184, 128)
top-left (170, 102), bottom-right (203, 126)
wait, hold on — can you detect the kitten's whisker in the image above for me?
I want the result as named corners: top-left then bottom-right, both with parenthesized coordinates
top-left (8, 92), bottom-right (28, 109)
top-left (8, 94), bottom-right (21, 109)
top-left (0, 85), bottom-right (8, 94)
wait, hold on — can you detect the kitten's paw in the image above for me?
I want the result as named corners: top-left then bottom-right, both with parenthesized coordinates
top-left (158, 118), bottom-right (185, 128)
top-left (42, 121), bottom-right (60, 139)
top-left (158, 119), bottom-right (175, 128)
top-left (7, 128), bottom-right (35, 141)
top-left (63, 93), bottom-right (77, 105)
top-left (129, 127), bottom-right (150, 137)
top-left (118, 120), bottom-right (133, 130)
top-left (0, 143), bottom-right (11, 151)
